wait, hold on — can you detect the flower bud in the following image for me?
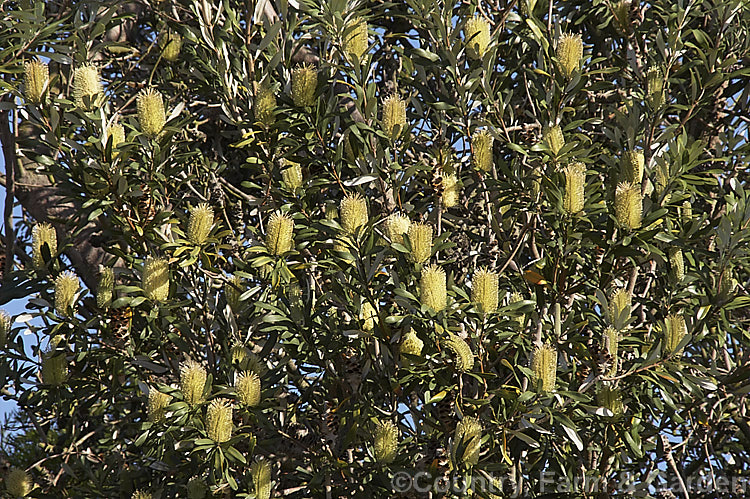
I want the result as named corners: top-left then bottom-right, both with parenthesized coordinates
top-left (282, 161), bottom-right (303, 191)
top-left (230, 342), bottom-right (251, 368)
top-left (235, 371), bottom-right (261, 407)
top-left (188, 203), bottom-right (214, 245)
top-left (373, 420), bottom-right (398, 463)
top-left (680, 201), bottom-right (692, 224)
top-left (24, 60), bottom-right (48, 104)
top-left (464, 15), bottom-right (491, 60)
top-left (132, 490), bottom-right (151, 499)
top-left (97, 267), bottom-right (114, 309)
top-left (382, 95), bottom-right (407, 139)
top-left (5, 468), bottom-right (32, 497)
top-left (563, 161), bottom-right (586, 214)
top-left (622, 150), bottom-right (644, 184)
top-left (556, 32), bottom-right (583, 80)
top-left (142, 257), bottom-right (169, 302)
top-left (42, 339), bottom-right (67, 386)
top-left (472, 267), bottom-right (499, 314)
top-left (266, 211), bottom-right (294, 255)
top-left (73, 64), bottom-right (102, 109)
top-left (0, 311), bottom-right (10, 346)
top-left (187, 477), bottom-right (208, 499)
top-left (717, 269), bottom-right (736, 301)
top-left (646, 67), bottom-right (664, 109)
top-left (360, 302), bottom-right (377, 332)
top-left (420, 264), bottom-right (447, 312)
top-left (343, 18), bottom-right (368, 60)
top-left (531, 343), bottom-right (557, 392)
top-left (148, 389), bottom-right (171, 422)
top-left (399, 329), bottom-right (424, 359)
top-left (180, 360), bottom-right (207, 406)
top-left (291, 63), bottom-right (317, 107)
top-left (32, 222), bottom-right (57, 268)
top-left (55, 271), bottom-right (79, 317)
top-left (604, 326), bottom-right (619, 376)
top-left (615, 181), bottom-right (642, 229)
top-left (225, 275), bottom-right (243, 312)
top-left (340, 193), bottom-right (368, 234)
top-left (251, 460), bottom-right (272, 499)
top-left (407, 222), bottom-right (433, 263)
top-left (385, 213), bottom-right (411, 245)
top-left (544, 125), bottom-right (564, 156)
top-left (669, 247), bottom-right (684, 282)
top-left (472, 129), bottom-right (494, 172)
top-left (137, 89), bottom-right (166, 138)
top-left (664, 313), bottom-right (687, 356)
top-left (441, 173), bottom-right (460, 209)
top-left (446, 335), bottom-right (474, 372)
top-left (608, 288), bottom-right (631, 328)
top-left (206, 398), bottom-right (233, 443)
top-left (597, 387), bottom-right (623, 416)
top-left (654, 161), bottom-right (669, 195)
top-left (160, 32), bottom-right (182, 62)
top-left (255, 83), bottom-right (276, 126)
top-left (451, 416), bottom-right (482, 467)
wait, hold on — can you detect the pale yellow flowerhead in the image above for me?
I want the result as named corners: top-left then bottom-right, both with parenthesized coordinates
top-left (464, 15), bottom-right (491, 60)
top-left (206, 398), bottom-right (233, 443)
top-left (472, 267), bottom-right (499, 314)
top-left (24, 59), bottom-right (49, 104)
top-left (266, 211), bottom-right (294, 255)
top-left (188, 203), bottom-right (214, 245)
top-left (74, 64), bottom-right (102, 109)
top-left (373, 420), bottom-right (398, 463)
top-left (137, 88), bottom-right (166, 138)
top-left (420, 264), bottom-right (447, 312)
top-left (142, 257), bottom-right (169, 302)
top-left (180, 360), bottom-right (207, 406)
top-left (235, 371), bottom-right (261, 407)
top-left (32, 222), bottom-right (57, 268)
top-left (531, 342), bottom-right (557, 392)
top-left (54, 271), bottom-right (79, 317)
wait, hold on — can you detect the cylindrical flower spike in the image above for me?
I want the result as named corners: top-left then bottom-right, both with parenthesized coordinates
top-left (646, 67), bottom-right (664, 108)
top-left (508, 292), bottom-right (526, 327)
top-left (97, 267), bottom-right (114, 309)
top-left (188, 203), bottom-right (214, 245)
top-left (563, 162), bottom-right (586, 214)
top-left (664, 313), bottom-right (687, 356)
top-left (615, 181), bottom-right (642, 229)
top-left (343, 18), bottom-right (368, 60)
top-left (360, 302), bottom-right (377, 332)
top-left (255, 83), bottom-right (276, 127)
top-left (5, 468), bottom-right (32, 497)
top-left (160, 32), bottom-right (182, 62)
top-left (604, 326), bottom-right (619, 376)
top-left (147, 389), bottom-right (171, 422)
top-left (385, 213), bottom-right (411, 245)
top-left (282, 161), bottom-right (303, 191)
top-left (137, 89), bottom-right (166, 139)
top-left (544, 125), bottom-right (564, 156)
top-left (420, 264), bottom-right (447, 312)
top-left (556, 32), bottom-right (583, 80)
top-left (340, 193), bottom-right (368, 234)
top-left (187, 477), bottom-right (208, 499)
top-left (608, 288), bottom-right (631, 328)
top-left (74, 64), bottom-right (102, 109)
top-left (230, 342), bottom-right (251, 369)
top-left (382, 95), bottom-right (407, 139)
top-left (235, 372), bottom-right (261, 407)
top-left (24, 60), bottom-right (49, 104)
top-left (142, 257), bottom-right (169, 302)
top-left (291, 63), bottom-right (317, 107)
top-left (669, 248), bottom-right (685, 282)
top-left (206, 398), bottom-right (233, 443)
top-left (373, 420), bottom-right (398, 464)
top-left (445, 335), bottom-right (474, 372)
top-left (472, 267), bottom-right (499, 314)
top-left (597, 387), bottom-right (624, 416)
top-left (464, 15), bottom-right (491, 60)
top-left (32, 222), bottom-right (57, 268)
top-left (108, 123), bottom-right (125, 150)
top-left (441, 173), bottom-right (460, 208)
top-left (42, 337), bottom-right (67, 386)
top-left (472, 130), bottom-right (494, 172)
top-left (180, 360), bottom-right (207, 406)
top-left (265, 211), bottom-right (294, 255)
top-left (55, 271), bottom-right (79, 317)
top-left (531, 343), bottom-right (557, 392)
top-left (399, 329), bottom-right (424, 359)
top-left (407, 222), bottom-right (433, 263)
top-left (251, 460), bottom-right (272, 499)
top-left (451, 416), bottom-right (482, 467)
top-left (0, 311), bottom-right (10, 346)
top-left (225, 275), bottom-right (243, 312)
top-left (622, 150), bottom-right (644, 184)
top-left (680, 201), bottom-right (692, 224)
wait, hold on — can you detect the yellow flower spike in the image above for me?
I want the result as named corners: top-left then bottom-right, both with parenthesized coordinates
top-left (97, 267), bottom-right (114, 309)
top-left (609, 288), bottom-right (631, 327)
top-left (604, 326), bottom-right (619, 376)
top-left (73, 64), bottom-right (102, 109)
top-left (136, 88), bottom-right (166, 138)
top-left (206, 398), bottom-right (233, 443)
top-left (230, 342), bottom-right (251, 368)
top-left (622, 150), bottom-right (644, 184)
top-left (472, 129), bottom-right (494, 172)
top-left (108, 123), bottom-right (125, 150)
top-left (160, 32), bottom-right (182, 62)
top-left (343, 18), bottom-right (368, 60)
top-left (441, 173), bottom-right (460, 209)
top-left (360, 302), bottom-right (377, 332)
top-left (508, 292), bottom-right (526, 327)
top-left (42, 338), bottom-right (68, 387)
top-left (646, 67), bottom-right (664, 109)
top-left (251, 460), bottom-right (272, 499)
top-left (382, 95), bottom-right (407, 139)
top-left (464, 15), bottom-right (491, 60)
top-left (235, 371), bottom-right (261, 407)
top-left (291, 63), bottom-right (317, 107)
top-left (255, 83), bottom-right (276, 127)
top-left (615, 181), bottom-right (642, 229)
top-left (265, 211), bottom-right (294, 255)
top-left (282, 161), bottom-right (303, 191)
top-left (544, 125), bottom-right (565, 156)
top-left (142, 257), bottom-right (169, 302)
top-left (680, 201), bottom-right (692, 224)
top-left (446, 334), bottom-right (474, 372)
top-left (0, 311), bottom-right (10, 346)
top-left (669, 248), bottom-right (685, 282)
top-left (563, 161), bottom-right (586, 214)
top-left (472, 267), bottom-right (499, 314)
top-left (187, 477), bottom-right (208, 499)
top-left (32, 222), bottom-right (57, 268)
top-left (188, 203), bottom-right (214, 245)
top-left (225, 275), bottom-right (243, 312)
top-left (24, 60), bottom-right (48, 104)
top-left (5, 468), bottom-right (32, 497)
top-left (531, 342), bottom-right (557, 392)
top-left (399, 329), bottom-right (424, 360)
top-left (451, 416), bottom-right (482, 467)
top-left (597, 387), bottom-right (624, 416)
top-left (420, 264), bottom-right (447, 312)
top-left (54, 271), bottom-right (79, 317)
top-left (131, 491), bottom-right (152, 499)
top-left (556, 32), bottom-right (583, 80)
top-left (664, 313), bottom-right (687, 356)
top-left (340, 193), bottom-right (368, 234)
top-left (180, 360), bottom-right (207, 406)
top-left (147, 389), bottom-right (171, 423)
top-left (407, 222), bottom-right (433, 263)
top-left (385, 213), bottom-right (411, 245)
top-left (373, 420), bottom-right (398, 464)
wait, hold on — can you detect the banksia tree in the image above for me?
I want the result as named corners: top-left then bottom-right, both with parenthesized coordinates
top-left (187, 203), bottom-right (214, 245)
top-left (464, 15), bottom-right (490, 60)
top-left (372, 420), bottom-right (398, 463)
top-left (472, 267), bottom-right (499, 314)
top-left (206, 399), bottom-right (233, 443)
top-left (556, 32), bottom-right (583, 79)
top-left (5, 468), bottom-right (32, 497)
top-left (381, 94), bottom-right (407, 139)
top-left (451, 416), bottom-right (482, 467)
top-left (531, 343), bottom-right (557, 392)
top-left (24, 59), bottom-right (48, 104)
top-left (137, 89), bottom-right (166, 138)
top-left (420, 264), bottom-right (447, 312)
top-left (32, 222), bottom-right (57, 268)
top-left (472, 129), bottom-right (494, 172)
top-left (235, 371), bottom-right (261, 407)
top-left (73, 64), bottom-right (102, 109)
top-left (142, 257), bottom-right (169, 301)
top-left (291, 64), bottom-right (317, 107)
top-left (265, 211), bottom-right (294, 255)
top-left (385, 213), bottom-right (410, 245)
top-left (407, 222), bottom-right (432, 263)
top-left (563, 161), bottom-right (586, 213)
top-left (615, 181), bottom-right (642, 229)
top-left (180, 360), bottom-right (207, 406)
top-left (54, 271), bottom-right (79, 317)
top-left (340, 193), bottom-right (368, 234)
